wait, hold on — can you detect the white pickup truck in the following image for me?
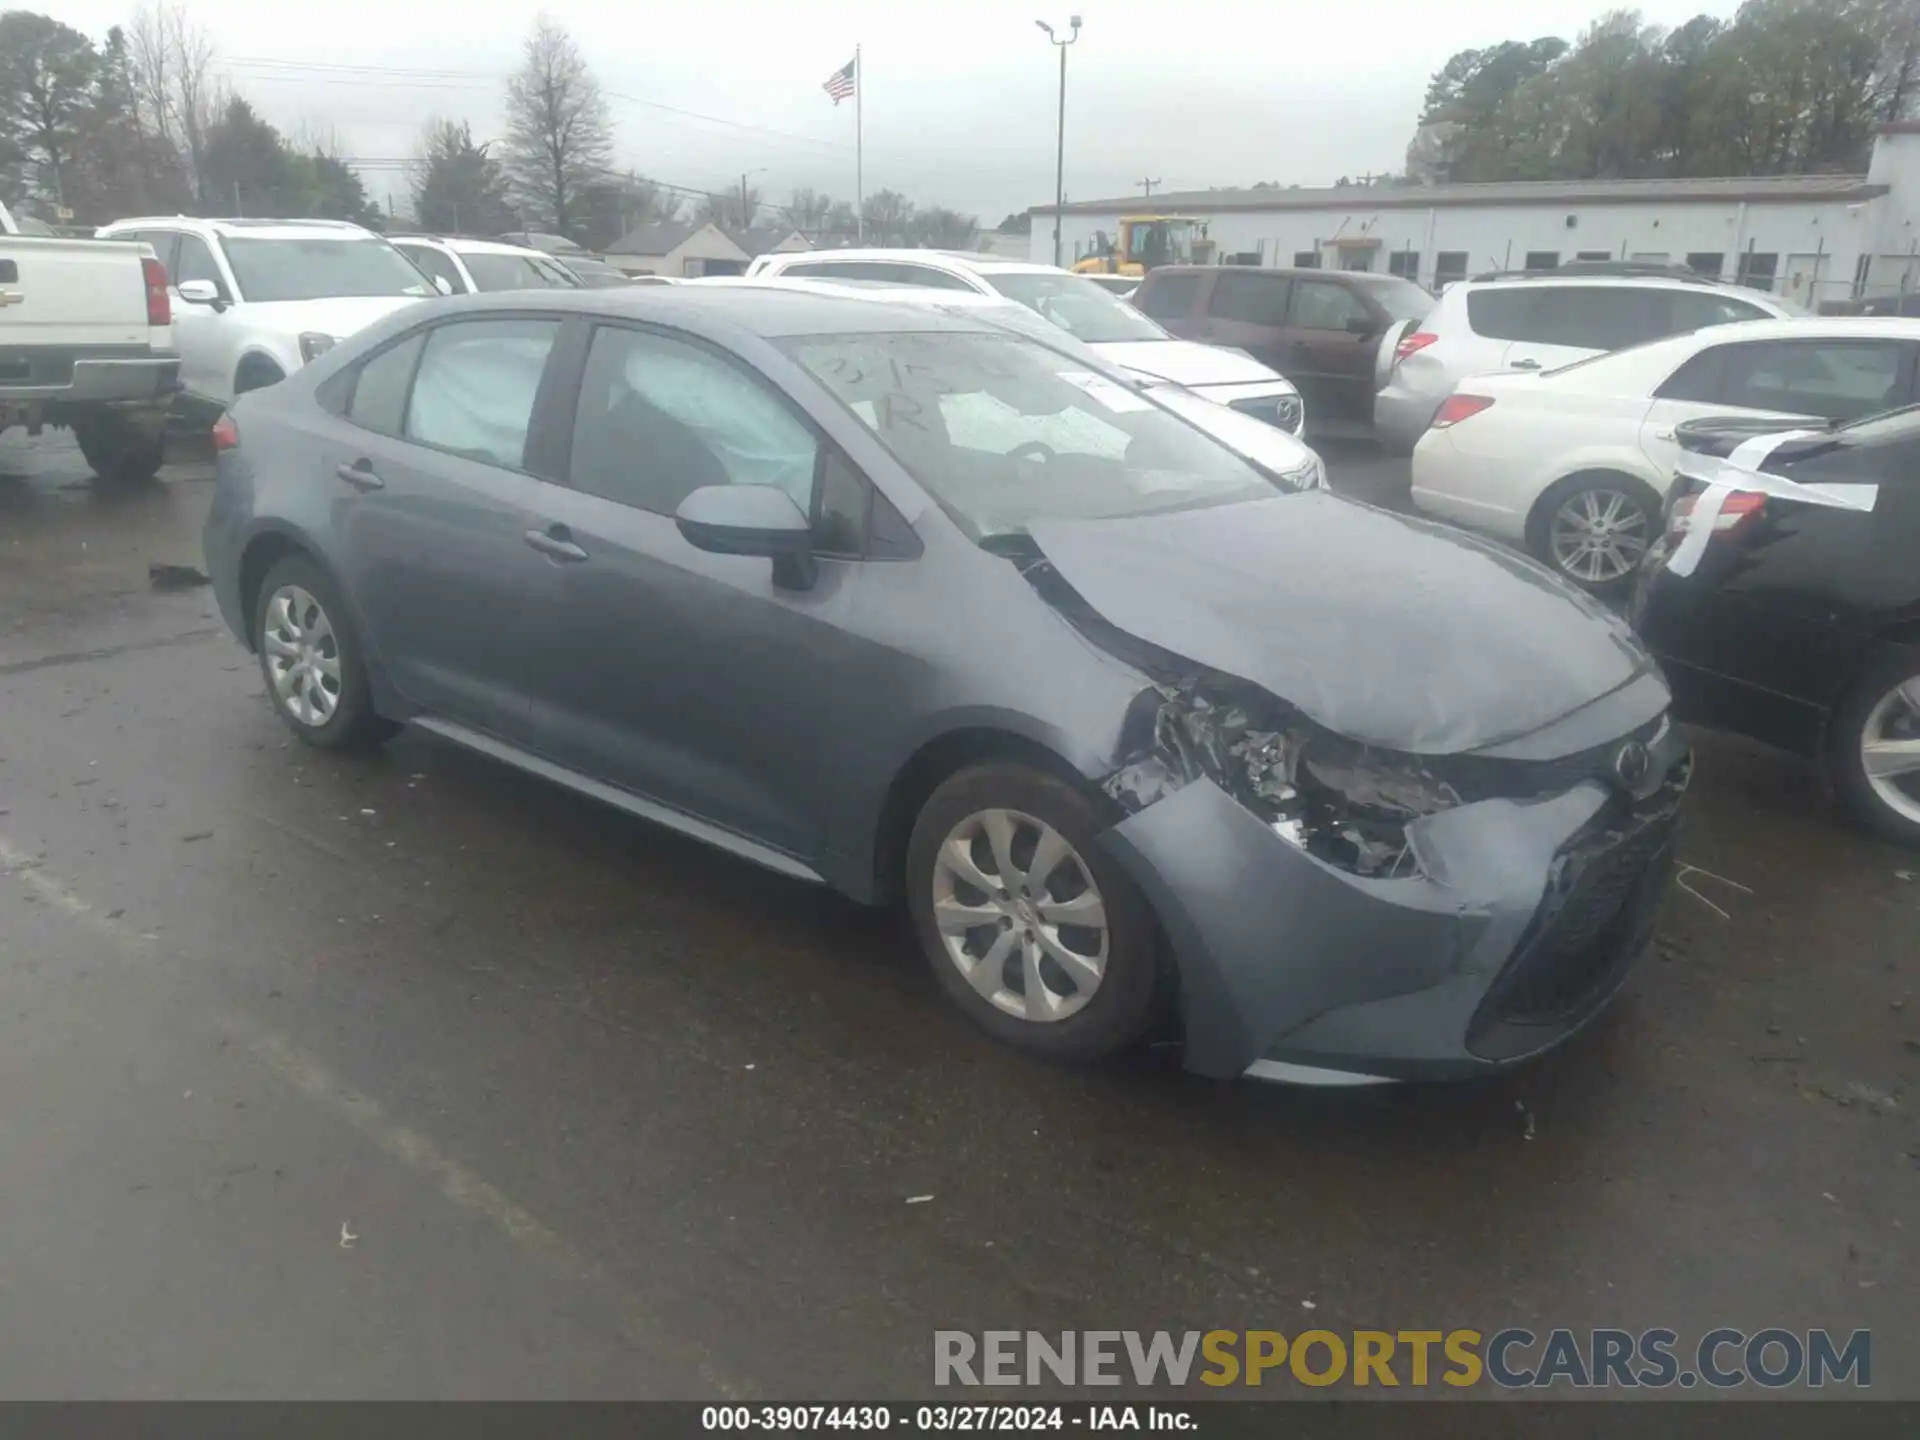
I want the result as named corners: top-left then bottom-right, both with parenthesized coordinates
top-left (1, 198), bottom-right (181, 482)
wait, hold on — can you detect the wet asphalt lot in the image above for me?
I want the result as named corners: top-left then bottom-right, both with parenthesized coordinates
top-left (0, 429), bottom-right (1914, 1400)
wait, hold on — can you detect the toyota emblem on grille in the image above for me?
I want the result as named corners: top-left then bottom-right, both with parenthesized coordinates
top-left (1612, 740), bottom-right (1653, 791)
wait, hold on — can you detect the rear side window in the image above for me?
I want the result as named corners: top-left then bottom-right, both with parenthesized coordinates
top-left (405, 318), bottom-right (560, 469)
top-left (1207, 272), bottom-right (1290, 327)
top-left (1720, 340), bottom-right (1911, 422)
top-left (1136, 272), bottom-right (1201, 320)
top-left (1654, 346), bottom-right (1728, 404)
top-left (1467, 285), bottom-right (1662, 350)
top-left (346, 332), bottom-right (427, 436)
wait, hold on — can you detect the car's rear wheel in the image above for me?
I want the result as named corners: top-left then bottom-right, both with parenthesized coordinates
top-left (906, 763), bottom-right (1162, 1062)
top-left (1830, 658), bottom-right (1920, 847)
top-left (73, 412), bottom-right (166, 484)
top-left (1529, 471), bottom-right (1661, 593)
top-left (252, 556), bottom-right (393, 751)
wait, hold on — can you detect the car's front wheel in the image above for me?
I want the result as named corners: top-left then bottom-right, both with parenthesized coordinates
top-left (1830, 658), bottom-right (1920, 847)
top-left (906, 763), bottom-right (1162, 1061)
top-left (252, 555), bottom-right (393, 751)
top-left (1530, 472), bottom-right (1661, 593)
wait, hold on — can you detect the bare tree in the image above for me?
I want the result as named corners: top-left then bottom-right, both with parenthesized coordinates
top-left (501, 16), bottom-right (612, 240)
top-left (126, 2), bottom-right (174, 149)
top-left (166, 3), bottom-right (220, 205)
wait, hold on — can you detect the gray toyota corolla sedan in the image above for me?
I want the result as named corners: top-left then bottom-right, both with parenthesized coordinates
top-left (203, 287), bottom-right (1689, 1084)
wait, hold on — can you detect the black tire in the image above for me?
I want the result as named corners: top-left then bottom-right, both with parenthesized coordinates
top-left (251, 555), bottom-right (394, 752)
top-left (73, 412), bottom-right (166, 484)
top-left (1526, 471), bottom-right (1663, 595)
top-left (906, 762), bottom-right (1163, 1062)
top-left (1827, 655), bottom-right (1920, 848)
top-left (234, 357), bottom-right (285, 395)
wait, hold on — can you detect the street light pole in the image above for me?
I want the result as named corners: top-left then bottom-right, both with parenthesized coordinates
top-left (1036, 16), bottom-right (1081, 269)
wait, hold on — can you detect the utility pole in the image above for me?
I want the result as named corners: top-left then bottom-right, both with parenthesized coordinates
top-left (1138, 177), bottom-right (1159, 199)
top-left (1036, 16), bottom-right (1082, 268)
top-left (233, 179), bottom-right (242, 217)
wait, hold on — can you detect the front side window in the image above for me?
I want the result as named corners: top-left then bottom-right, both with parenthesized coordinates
top-left (398, 244), bottom-right (466, 294)
top-left (220, 237), bottom-right (435, 303)
top-left (1665, 289), bottom-right (1769, 332)
top-left (174, 234), bottom-right (224, 289)
top-left (1136, 271), bottom-right (1201, 320)
top-left (1720, 340), bottom-right (1911, 422)
top-left (570, 325), bottom-right (819, 515)
top-left (784, 330), bottom-right (1275, 539)
top-left (1206, 272), bottom-right (1290, 327)
top-left (404, 318), bottom-right (560, 469)
top-left (464, 252), bottom-right (575, 292)
top-left (1290, 279), bottom-right (1372, 332)
top-left (1356, 275), bottom-right (1434, 322)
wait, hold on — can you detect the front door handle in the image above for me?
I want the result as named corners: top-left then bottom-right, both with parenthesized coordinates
top-left (524, 526), bottom-right (588, 563)
top-left (1509, 358), bottom-right (1542, 371)
top-left (335, 460), bottom-right (384, 491)
top-left (1652, 428), bottom-right (1675, 441)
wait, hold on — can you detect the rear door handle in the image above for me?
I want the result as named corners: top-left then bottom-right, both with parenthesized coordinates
top-left (1509, 359), bottom-right (1542, 371)
top-left (524, 526), bottom-right (588, 563)
top-left (335, 460), bottom-right (384, 491)
top-left (1652, 428), bottom-right (1675, 441)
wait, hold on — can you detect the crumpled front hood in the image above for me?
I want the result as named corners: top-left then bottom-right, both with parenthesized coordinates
top-left (1027, 493), bottom-right (1655, 754)
top-left (1090, 339), bottom-right (1295, 393)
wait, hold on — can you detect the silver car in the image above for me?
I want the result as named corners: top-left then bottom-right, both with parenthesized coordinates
top-left (203, 286), bottom-right (1688, 1083)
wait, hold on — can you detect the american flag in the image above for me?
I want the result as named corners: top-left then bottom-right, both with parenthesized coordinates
top-left (822, 56), bottom-right (857, 104)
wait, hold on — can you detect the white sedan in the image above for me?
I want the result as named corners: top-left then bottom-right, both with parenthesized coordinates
top-left (1410, 317), bottom-right (1920, 590)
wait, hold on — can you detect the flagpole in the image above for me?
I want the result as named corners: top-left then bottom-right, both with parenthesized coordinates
top-left (855, 44), bottom-right (864, 243)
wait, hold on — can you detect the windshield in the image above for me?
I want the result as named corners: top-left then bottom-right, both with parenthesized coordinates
top-left (1356, 275), bottom-right (1433, 321)
top-left (783, 330), bottom-right (1277, 538)
top-left (983, 272), bottom-right (1168, 343)
top-left (220, 237), bottom-right (433, 303)
top-left (464, 252), bottom-right (579, 292)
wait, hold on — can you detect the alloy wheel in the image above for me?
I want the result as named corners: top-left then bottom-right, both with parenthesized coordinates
top-left (1860, 673), bottom-right (1920, 827)
top-left (930, 808), bottom-right (1109, 1024)
top-left (1549, 487), bottom-right (1650, 585)
top-left (261, 584), bottom-right (342, 727)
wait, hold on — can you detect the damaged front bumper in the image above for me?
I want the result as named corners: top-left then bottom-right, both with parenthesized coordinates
top-left (1098, 743), bottom-right (1689, 1083)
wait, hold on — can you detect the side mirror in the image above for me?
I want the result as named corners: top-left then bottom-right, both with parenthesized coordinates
top-left (431, 274), bottom-right (455, 296)
top-left (1345, 314), bottom-right (1375, 336)
top-left (675, 484), bottom-right (817, 589)
top-left (177, 278), bottom-right (224, 308)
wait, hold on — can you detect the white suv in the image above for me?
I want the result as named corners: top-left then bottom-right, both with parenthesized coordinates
top-left (388, 235), bottom-right (583, 296)
top-left (93, 216), bottom-right (435, 417)
top-left (1374, 269), bottom-right (1799, 452)
top-left (746, 248), bottom-right (1304, 433)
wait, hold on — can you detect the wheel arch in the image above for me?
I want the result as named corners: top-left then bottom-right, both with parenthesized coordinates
top-left (867, 725), bottom-right (1104, 907)
top-left (235, 524), bottom-right (360, 655)
top-left (233, 347), bottom-right (291, 394)
top-left (1523, 465), bottom-right (1666, 551)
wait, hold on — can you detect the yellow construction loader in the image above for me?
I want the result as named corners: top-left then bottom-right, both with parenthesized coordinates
top-left (1071, 216), bottom-right (1214, 276)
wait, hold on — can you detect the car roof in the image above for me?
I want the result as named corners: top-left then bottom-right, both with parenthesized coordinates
top-left (393, 235), bottom-right (549, 259)
top-left (775, 248), bottom-right (1060, 277)
top-left (103, 216), bottom-right (379, 241)
top-left (1461, 272), bottom-right (1768, 295)
top-left (419, 283), bottom-right (1001, 339)
top-left (1639, 316), bottom-right (1920, 345)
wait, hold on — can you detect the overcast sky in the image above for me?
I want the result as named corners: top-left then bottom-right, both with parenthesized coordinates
top-left (60, 0), bottom-right (1744, 223)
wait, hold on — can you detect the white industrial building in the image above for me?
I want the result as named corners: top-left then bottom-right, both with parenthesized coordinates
top-left (1032, 122), bottom-right (1920, 309)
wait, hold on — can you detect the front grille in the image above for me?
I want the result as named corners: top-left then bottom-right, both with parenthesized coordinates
top-left (1230, 394), bottom-right (1304, 434)
top-left (1468, 770), bottom-right (1686, 1058)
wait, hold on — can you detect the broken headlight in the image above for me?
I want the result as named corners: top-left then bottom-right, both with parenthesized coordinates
top-left (1104, 685), bottom-right (1461, 879)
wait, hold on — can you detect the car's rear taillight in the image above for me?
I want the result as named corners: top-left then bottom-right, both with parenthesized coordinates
top-left (1394, 330), bottom-right (1438, 366)
top-left (1668, 489), bottom-right (1765, 542)
top-left (1430, 394), bottom-right (1494, 429)
top-left (211, 413), bottom-right (239, 451)
top-left (141, 257), bottom-right (171, 326)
